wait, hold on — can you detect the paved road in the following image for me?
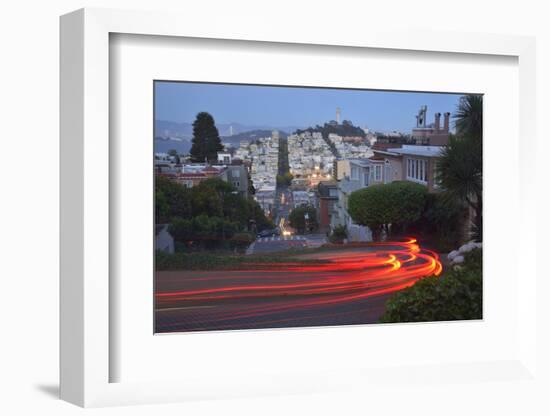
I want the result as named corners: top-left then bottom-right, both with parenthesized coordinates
top-left (155, 239), bottom-right (442, 333)
top-left (249, 235), bottom-right (307, 254)
top-left (247, 234), bottom-right (327, 254)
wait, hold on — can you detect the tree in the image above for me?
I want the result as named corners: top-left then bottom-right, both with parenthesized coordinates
top-left (189, 112), bottom-right (223, 162)
top-left (249, 199), bottom-right (274, 232)
top-left (167, 148), bottom-right (180, 164)
top-left (247, 176), bottom-right (256, 196)
top-left (436, 134), bottom-right (482, 241)
top-left (155, 175), bottom-right (192, 223)
top-left (348, 181), bottom-right (427, 240)
top-left (276, 172), bottom-right (293, 187)
top-left (156, 174), bottom-right (273, 250)
top-left (190, 179), bottom-right (225, 218)
top-left (411, 192), bottom-right (466, 252)
top-left (437, 94), bottom-right (483, 242)
top-left (190, 177), bottom-right (249, 225)
top-left (289, 204), bottom-right (318, 234)
top-left (454, 95), bottom-right (483, 139)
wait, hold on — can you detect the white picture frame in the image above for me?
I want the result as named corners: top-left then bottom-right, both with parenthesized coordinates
top-left (60, 7), bottom-right (538, 408)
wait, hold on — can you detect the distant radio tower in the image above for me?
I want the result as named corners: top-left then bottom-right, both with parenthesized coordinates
top-left (336, 107), bottom-right (341, 124)
top-left (229, 125), bottom-right (233, 136)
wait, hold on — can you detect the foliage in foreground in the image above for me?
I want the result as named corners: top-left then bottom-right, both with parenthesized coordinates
top-left (380, 249), bottom-right (482, 323)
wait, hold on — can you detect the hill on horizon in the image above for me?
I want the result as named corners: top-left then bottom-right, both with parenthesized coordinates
top-left (155, 119), bottom-right (303, 139)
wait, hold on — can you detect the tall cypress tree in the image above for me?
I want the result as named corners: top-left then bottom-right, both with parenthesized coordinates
top-left (189, 112), bottom-right (223, 162)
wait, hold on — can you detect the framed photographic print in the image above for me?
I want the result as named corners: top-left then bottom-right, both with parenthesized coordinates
top-left (153, 81), bottom-right (480, 334)
top-left (60, 7), bottom-right (539, 408)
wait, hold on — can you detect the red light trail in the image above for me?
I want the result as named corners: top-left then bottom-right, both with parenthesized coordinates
top-left (155, 238), bottom-right (442, 332)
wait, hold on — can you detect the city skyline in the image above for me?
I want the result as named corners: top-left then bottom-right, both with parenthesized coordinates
top-left (155, 81), bottom-right (465, 134)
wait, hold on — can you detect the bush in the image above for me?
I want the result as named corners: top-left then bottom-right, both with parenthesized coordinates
top-left (329, 225), bottom-right (348, 244)
top-left (380, 249), bottom-right (482, 323)
top-left (169, 215), bottom-right (239, 250)
top-left (229, 232), bottom-right (255, 251)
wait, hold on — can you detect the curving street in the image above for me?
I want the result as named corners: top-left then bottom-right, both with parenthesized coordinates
top-left (155, 238), bottom-right (442, 332)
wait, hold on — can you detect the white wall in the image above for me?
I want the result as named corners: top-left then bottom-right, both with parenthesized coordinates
top-left (1, 0), bottom-right (549, 415)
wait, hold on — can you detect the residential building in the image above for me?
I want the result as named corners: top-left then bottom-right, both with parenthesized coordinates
top-left (217, 152), bottom-right (232, 164)
top-left (255, 185), bottom-right (276, 217)
top-left (292, 190), bottom-right (315, 208)
top-left (411, 106), bottom-right (450, 146)
top-left (331, 158), bottom-right (385, 242)
top-left (317, 180), bottom-right (339, 232)
top-left (372, 145), bottom-right (443, 192)
top-left (333, 159), bottom-right (351, 181)
top-left (157, 162), bottom-right (251, 197)
top-left (219, 164), bottom-right (249, 198)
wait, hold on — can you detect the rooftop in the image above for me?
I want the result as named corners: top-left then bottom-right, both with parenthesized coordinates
top-left (389, 145), bottom-right (444, 157)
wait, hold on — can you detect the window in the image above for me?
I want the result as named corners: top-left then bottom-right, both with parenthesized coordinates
top-left (384, 160), bottom-right (391, 184)
top-left (406, 158), bottom-right (428, 184)
top-left (374, 165), bottom-right (382, 181)
top-left (233, 169), bottom-right (241, 178)
top-left (351, 166), bottom-right (359, 180)
top-left (424, 161), bottom-right (429, 182)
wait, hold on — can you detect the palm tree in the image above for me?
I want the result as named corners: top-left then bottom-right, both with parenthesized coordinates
top-left (437, 135), bottom-right (482, 203)
top-left (437, 94), bottom-right (483, 241)
top-left (454, 95), bottom-right (483, 139)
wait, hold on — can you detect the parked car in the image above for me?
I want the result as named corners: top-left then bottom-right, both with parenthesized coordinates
top-left (256, 228), bottom-right (280, 239)
top-left (257, 229), bottom-right (275, 238)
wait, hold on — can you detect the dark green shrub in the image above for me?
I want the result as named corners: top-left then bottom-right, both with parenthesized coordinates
top-left (380, 249), bottom-right (482, 323)
top-left (329, 225), bottom-right (348, 244)
top-left (229, 232), bottom-right (255, 251)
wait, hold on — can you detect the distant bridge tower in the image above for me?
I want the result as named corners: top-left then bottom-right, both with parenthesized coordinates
top-left (336, 107), bottom-right (341, 124)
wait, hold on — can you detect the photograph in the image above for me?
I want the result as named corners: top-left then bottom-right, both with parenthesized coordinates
top-left (153, 81), bottom-right (483, 333)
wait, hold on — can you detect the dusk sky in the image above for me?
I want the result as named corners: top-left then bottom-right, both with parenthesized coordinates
top-left (154, 81), bottom-right (464, 133)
